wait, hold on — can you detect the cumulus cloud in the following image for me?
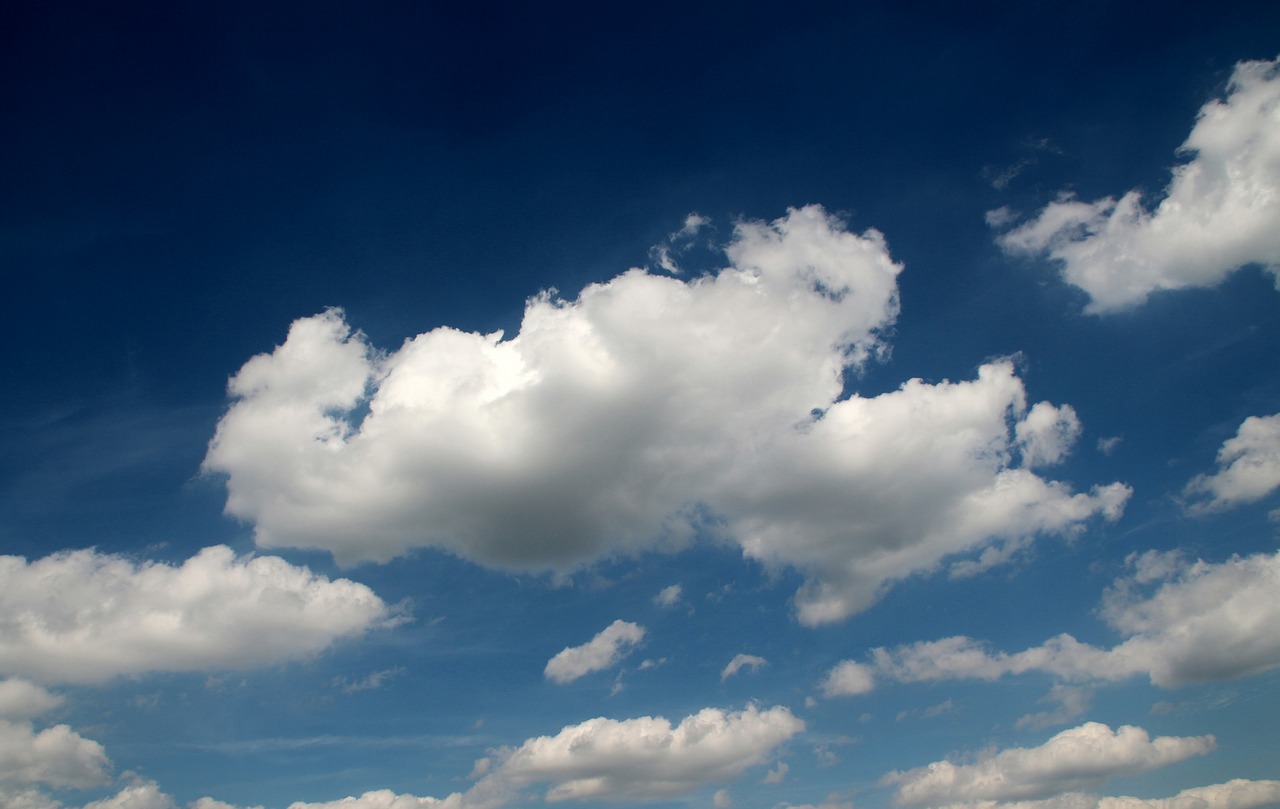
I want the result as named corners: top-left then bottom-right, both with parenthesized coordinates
top-left (871, 549), bottom-right (1280, 689)
top-left (995, 57), bottom-right (1280, 312)
top-left (480, 704), bottom-right (803, 802)
top-left (0, 546), bottom-right (395, 684)
top-left (721, 654), bottom-right (767, 681)
top-left (544, 620), bottom-right (645, 684)
top-left (820, 660), bottom-right (875, 697)
top-left (1184, 413), bottom-right (1280, 513)
top-left (884, 722), bottom-right (1214, 807)
top-left (286, 789), bottom-right (474, 809)
top-left (82, 779), bottom-right (179, 809)
top-left (0, 718), bottom-right (110, 789)
top-left (204, 204), bottom-right (1127, 624)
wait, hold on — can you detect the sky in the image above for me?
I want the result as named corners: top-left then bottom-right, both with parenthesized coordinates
top-left (2, 2), bottom-right (1280, 808)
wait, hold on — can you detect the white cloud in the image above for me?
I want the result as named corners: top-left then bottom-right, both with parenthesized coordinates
top-left (1016, 403), bottom-right (1081, 468)
top-left (653, 584), bottom-right (683, 608)
top-left (763, 762), bottom-right (788, 784)
top-left (82, 780), bottom-right (177, 809)
top-left (873, 549), bottom-right (1280, 689)
top-left (286, 789), bottom-right (474, 809)
top-left (713, 788), bottom-right (732, 808)
top-left (896, 779), bottom-right (1280, 809)
top-left (995, 57), bottom-right (1280, 312)
top-left (0, 719), bottom-right (110, 789)
top-left (204, 205), bottom-right (1127, 624)
top-left (884, 722), bottom-right (1214, 807)
top-left (0, 681), bottom-right (62, 721)
top-left (544, 620), bottom-right (645, 684)
top-left (0, 546), bottom-right (395, 684)
top-left (721, 654), bottom-right (767, 681)
top-left (820, 660), bottom-right (875, 697)
top-left (481, 704), bottom-right (803, 802)
top-left (1184, 413), bottom-right (1280, 513)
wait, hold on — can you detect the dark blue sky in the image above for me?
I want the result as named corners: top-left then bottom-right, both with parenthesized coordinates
top-left (2, 4), bottom-right (1280, 809)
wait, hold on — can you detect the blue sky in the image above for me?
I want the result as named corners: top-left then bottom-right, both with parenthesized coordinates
top-left (2, 3), bottom-right (1280, 808)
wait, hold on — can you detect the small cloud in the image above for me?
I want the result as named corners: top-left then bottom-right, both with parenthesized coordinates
top-left (763, 762), bottom-right (789, 784)
top-left (714, 788), bottom-right (732, 808)
top-left (721, 653), bottom-right (768, 682)
top-left (820, 660), bottom-right (875, 697)
top-left (1097, 435), bottom-right (1123, 456)
top-left (333, 667), bottom-right (407, 694)
top-left (985, 206), bottom-right (1019, 228)
top-left (545, 620), bottom-right (646, 684)
top-left (653, 584), bottom-right (683, 608)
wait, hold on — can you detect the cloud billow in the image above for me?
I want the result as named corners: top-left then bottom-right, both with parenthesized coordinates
top-left (995, 57), bottom-right (1280, 312)
top-left (205, 205), bottom-right (1127, 624)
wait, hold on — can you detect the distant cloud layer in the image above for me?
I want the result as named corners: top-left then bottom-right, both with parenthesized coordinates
top-left (0, 546), bottom-right (394, 684)
top-left (205, 205), bottom-right (1127, 624)
top-left (995, 56), bottom-right (1280, 312)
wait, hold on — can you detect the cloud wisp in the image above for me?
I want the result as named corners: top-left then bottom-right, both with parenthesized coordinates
top-left (544, 620), bottom-right (645, 685)
top-left (1184, 412), bottom-right (1280, 513)
top-left (995, 57), bottom-right (1280, 312)
top-left (204, 205), bottom-right (1127, 624)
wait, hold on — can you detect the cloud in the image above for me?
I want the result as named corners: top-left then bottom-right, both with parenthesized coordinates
top-left (0, 718), bottom-right (110, 790)
top-left (481, 704), bottom-right (803, 802)
top-left (721, 654), bottom-right (767, 681)
top-left (1016, 685), bottom-right (1094, 731)
top-left (884, 722), bottom-right (1214, 807)
top-left (0, 681), bottom-right (62, 722)
top-left (82, 779), bottom-right (178, 809)
top-left (872, 549), bottom-right (1280, 689)
top-left (0, 546), bottom-right (395, 684)
top-left (994, 57), bottom-right (1280, 312)
top-left (820, 661), bottom-right (875, 697)
top-left (653, 585), bottom-right (682, 608)
top-left (286, 790), bottom-right (473, 809)
top-left (1184, 413), bottom-right (1280, 513)
top-left (204, 205), bottom-right (1127, 624)
top-left (544, 620), bottom-right (645, 684)
top-left (891, 779), bottom-right (1280, 809)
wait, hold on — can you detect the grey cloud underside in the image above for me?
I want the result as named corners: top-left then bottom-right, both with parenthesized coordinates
top-left (204, 205), bottom-right (1128, 624)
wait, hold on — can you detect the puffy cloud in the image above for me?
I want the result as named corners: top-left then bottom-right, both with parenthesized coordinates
top-left (482, 704), bottom-right (803, 802)
top-left (82, 780), bottom-right (177, 809)
top-left (995, 57), bottom-right (1280, 312)
top-left (884, 722), bottom-right (1214, 807)
top-left (872, 549), bottom-right (1280, 689)
top-left (0, 546), bottom-right (395, 684)
top-left (820, 660), bottom-right (875, 697)
top-left (0, 679), bottom-right (109, 792)
top-left (204, 205), bottom-right (1126, 624)
top-left (653, 585), bottom-right (683, 608)
top-left (721, 654), bottom-right (767, 681)
top-left (1184, 413), bottom-right (1280, 513)
top-left (544, 620), bottom-right (645, 684)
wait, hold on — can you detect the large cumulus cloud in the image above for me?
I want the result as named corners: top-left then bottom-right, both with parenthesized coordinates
top-left (204, 205), bottom-right (1127, 624)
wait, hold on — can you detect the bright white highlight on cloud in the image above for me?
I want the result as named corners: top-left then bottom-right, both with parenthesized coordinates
top-left (721, 654), bottom-right (767, 681)
top-left (82, 779), bottom-right (180, 809)
top-left (884, 722), bottom-right (1214, 807)
top-left (1184, 412), bottom-right (1280, 513)
top-left (482, 704), bottom-right (803, 802)
top-left (204, 205), bottom-right (1127, 624)
top-left (287, 789), bottom-right (469, 809)
top-left (871, 549), bottom-right (1280, 688)
top-left (996, 57), bottom-right (1280, 312)
top-left (0, 546), bottom-right (394, 684)
top-left (544, 620), bottom-right (645, 684)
